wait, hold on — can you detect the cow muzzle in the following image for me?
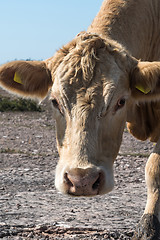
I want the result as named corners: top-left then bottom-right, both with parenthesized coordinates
top-left (55, 161), bottom-right (115, 196)
top-left (58, 167), bottom-right (105, 196)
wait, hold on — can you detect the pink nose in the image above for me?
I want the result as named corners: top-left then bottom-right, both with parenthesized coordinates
top-left (64, 168), bottom-right (104, 196)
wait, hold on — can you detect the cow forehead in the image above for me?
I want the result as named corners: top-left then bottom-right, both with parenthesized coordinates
top-left (51, 35), bottom-right (130, 113)
top-left (52, 74), bottom-right (128, 124)
top-left (53, 63), bottom-right (126, 109)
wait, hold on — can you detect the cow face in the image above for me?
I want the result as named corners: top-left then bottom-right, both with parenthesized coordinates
top-left (50, 33), bottom-right (134, 196)
top-left (1, 32), bottom-right (160, 196)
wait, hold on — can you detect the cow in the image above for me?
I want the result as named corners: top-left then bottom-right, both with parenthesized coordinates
top-left (0, 0), bottom-right (160, 238)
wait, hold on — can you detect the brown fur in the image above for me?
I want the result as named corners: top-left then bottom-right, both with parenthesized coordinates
top-left (47, 32), bottom-right (129, 85)
top-left (88, 0), bottom-right (160, 60)
top-left (0, 61), bottom-right (52, 99)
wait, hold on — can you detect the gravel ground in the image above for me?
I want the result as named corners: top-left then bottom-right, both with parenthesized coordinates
top-left (0, 90), bottom-right (154, 239)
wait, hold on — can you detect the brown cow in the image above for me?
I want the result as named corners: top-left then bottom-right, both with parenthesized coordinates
top-left (0, 0), bottom-right (160, 238)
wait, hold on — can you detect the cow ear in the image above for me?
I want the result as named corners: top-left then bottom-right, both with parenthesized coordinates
top-left (0, 60), bottom-right (53, 99)
top-left (130, 61), bottom-right (160, 101)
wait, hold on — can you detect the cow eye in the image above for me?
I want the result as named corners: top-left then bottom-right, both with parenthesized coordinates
top-left (115, 98), bottom-right (126, 111)
top-left (52, 99), bottom-right (59, 109)
top-left (118, 98), bottom-right (126, 107)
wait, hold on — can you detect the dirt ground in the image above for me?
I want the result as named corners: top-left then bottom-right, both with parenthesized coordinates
top-left (0, 90), bottom-right (155, 239)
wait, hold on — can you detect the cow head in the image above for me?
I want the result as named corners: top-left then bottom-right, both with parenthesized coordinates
top-left (1, 32), bottom-right (160, 196)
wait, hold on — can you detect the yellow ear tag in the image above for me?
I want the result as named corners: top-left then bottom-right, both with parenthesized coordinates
top-left (13, 72), bottom-right (22, 84)
top-left (135, 84), bottom-right (150, 94)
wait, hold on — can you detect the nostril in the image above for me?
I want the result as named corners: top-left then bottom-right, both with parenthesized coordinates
top-left (92, 171), bottom-right (103, 191)
top-left (64, 172), bottom-right (73, 187)
top-left (92, 174), bottom-right (101, 191)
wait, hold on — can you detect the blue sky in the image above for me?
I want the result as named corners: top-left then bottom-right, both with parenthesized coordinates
top-left (0, 1), bottom-right (103, 65)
